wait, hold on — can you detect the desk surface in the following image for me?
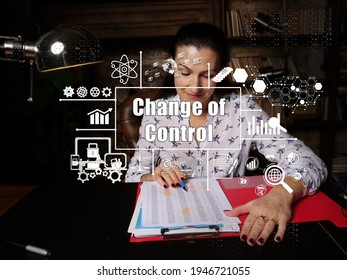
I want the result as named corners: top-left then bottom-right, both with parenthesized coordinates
top-left (0, 185), bottom-right (35, 216)
top-left (0, 179), bottom-right (346, 260)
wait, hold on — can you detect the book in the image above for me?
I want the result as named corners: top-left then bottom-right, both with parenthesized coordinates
top-left (332, 154), bottom-right (347, 173)
top-left (226, 10), bottom-right (244, 37)
top-left (335, 96), bottom-right (347, 121)
top-left (339, 46), bottom-right (347, 79)
top-left (229, 52), bottom-right (298, 80)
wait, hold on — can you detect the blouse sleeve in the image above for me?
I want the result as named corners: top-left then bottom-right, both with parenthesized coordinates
top-left (124, 114), bottom-right (159, 182)
top-left (243, 96), bottom-right (328, 196)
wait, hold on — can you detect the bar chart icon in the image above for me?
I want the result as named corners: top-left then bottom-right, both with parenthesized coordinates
top-left (247, 113), bottom-right (283, 135)
top-left (88, 108), bottom-right (113, 125)
top-left (246, 157), bottom-right (259, 171)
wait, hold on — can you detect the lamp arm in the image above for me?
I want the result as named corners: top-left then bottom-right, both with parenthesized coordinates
top-left (28, 60), bottom-right (34, 102)
top-left (0, 35), bottom-right (37, 62)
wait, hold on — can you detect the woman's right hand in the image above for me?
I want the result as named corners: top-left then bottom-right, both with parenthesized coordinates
top-left (141, 164), bottom-right (184, 189)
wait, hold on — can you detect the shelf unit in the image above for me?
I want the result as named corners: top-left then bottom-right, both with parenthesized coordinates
top-left (36, 0), bottom-right (345, 174)
top-left (220, 0), bottom-right (343, 173)
top-left (332, 0), bottom-right (347, 173)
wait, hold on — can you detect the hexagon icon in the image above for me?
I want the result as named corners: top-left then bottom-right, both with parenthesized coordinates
top-left (252, 79), bottom-right (267, 93)
top-left (299, 81), bottom-right (308, 90)
top-left (233, 68), bottom-right (248, 83)
top-left (307, 77), bottom-right (317, 86)
top-left (314, 82), bottom-right (323, 90)
top-left (268, 88), bottom-right (282, 105)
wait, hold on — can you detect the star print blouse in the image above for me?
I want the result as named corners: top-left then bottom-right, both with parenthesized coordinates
top-left (125, 92), bottom-right (327, 195)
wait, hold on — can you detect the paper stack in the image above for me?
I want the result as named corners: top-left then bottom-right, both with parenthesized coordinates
top-left (128, 178), bottom-right (241, 240)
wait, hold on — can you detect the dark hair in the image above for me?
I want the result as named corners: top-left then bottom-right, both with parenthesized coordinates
top-left (161, 22), bottom-right (231, 97)
top-left (170, 22), bottom-right (229, 69)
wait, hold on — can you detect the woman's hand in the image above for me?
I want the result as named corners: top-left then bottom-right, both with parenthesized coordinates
top-left (224, 177), bottom-right (306, 246)
top-left (140, 164), bottom-right (184, 189)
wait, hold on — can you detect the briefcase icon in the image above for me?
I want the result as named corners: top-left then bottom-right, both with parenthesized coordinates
top-left (87, 143), bottom-right (99, 158)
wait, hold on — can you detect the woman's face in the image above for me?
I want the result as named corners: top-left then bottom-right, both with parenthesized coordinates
top-left (174, 45), bottom-right (220, 109)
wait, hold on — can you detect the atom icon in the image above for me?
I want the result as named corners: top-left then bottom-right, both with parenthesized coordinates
top-left (111, 54), bottom-right (138, 85)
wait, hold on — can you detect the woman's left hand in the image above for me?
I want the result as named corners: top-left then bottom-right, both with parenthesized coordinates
top-left (224, 179), bottom-right (305, 246)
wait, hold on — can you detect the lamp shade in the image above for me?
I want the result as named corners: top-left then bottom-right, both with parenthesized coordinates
top-left (35, 25), bottom-right (103, 72)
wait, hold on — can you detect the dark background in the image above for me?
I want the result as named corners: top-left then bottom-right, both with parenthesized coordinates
top-left (0, 0), bottom-right (345, 185)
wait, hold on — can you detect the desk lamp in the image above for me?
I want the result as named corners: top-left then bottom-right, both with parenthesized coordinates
top-left (0, 24), bottom-right (103, 101)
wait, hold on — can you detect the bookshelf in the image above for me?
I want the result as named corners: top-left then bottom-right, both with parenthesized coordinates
top-left (35, 0), bottom-right (345, 174)
top-left (221, 0), bottom-right (341, 173)
top-left (332, 0), bottom-right (347, 173)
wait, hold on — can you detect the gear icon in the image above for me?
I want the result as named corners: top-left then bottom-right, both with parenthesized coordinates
top-left (77, 171), bottom-right (89, 183)
top-left (102, 87), bottom-right (112, 97)
top-left (95, 168), bottom-right (102, 175)
top-left (103, 170), bottom-right (109, 177)
top-left (108, 170), bottom-right (122, 183)
top-left (90, 87), bottom-right (100, 97)
top-left (89, 172), bottom-right (96, 179)
top-left (77, 86), bottom-right (88, 98)
top-left (63, 86), bottom-right (74, 98)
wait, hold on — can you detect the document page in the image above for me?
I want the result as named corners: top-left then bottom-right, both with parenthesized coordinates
top-left (140, 178), bottom-right (240, 229)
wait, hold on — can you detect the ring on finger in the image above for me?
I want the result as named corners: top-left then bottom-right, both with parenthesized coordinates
top-left (259, 215), bottom-right (275, 223)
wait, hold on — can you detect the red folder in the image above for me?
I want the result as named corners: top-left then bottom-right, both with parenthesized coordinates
top-left (218, 176), bottom-right (347, 227)
top-left (130, 176), bottom-right (347, 243)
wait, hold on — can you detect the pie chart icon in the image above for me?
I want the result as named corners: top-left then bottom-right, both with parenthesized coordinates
top-left (286, 151), bottom-right (300, 165)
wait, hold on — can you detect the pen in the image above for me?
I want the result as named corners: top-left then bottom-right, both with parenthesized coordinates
top-left (1, 239), bottom-right (51, 256)
top-left (227, 158), bottom-right (238, 175)
top-left (179, 181), bottom-right (188, 192)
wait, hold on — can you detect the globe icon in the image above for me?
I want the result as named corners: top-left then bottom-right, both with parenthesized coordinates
top-left (267, 168), bottom-right (282, 183)
top-left (264, 165), bottom-right (284, 186)
top-left (264, 165), bottom-right (293, 193)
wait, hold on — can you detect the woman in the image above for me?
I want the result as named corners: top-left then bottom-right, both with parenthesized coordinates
top-left (125, 22), bottom-right (327, 246)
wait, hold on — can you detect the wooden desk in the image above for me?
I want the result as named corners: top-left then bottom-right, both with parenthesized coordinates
top-left (0, 180), bottom-right (346, 259)
top-left (0, 185), bottom-right (35, 216)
